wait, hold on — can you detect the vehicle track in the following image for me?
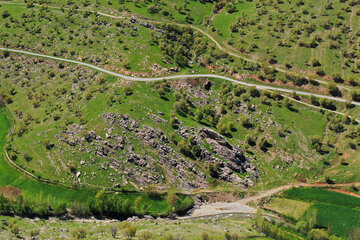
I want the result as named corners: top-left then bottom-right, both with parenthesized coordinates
top-left (0, 1), bottom-right (354, 92)
top-left (1, 47), bottom-right (359, 108)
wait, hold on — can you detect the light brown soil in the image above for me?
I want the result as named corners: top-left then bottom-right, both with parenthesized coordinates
top-left (0, 186), bottom-right (23, 200)
top-left (207, 192), bottom-right (241, 203)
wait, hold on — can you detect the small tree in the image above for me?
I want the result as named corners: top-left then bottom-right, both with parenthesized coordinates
top-left (124, 86), bottom-right (133, 96)
top-left (310, 58), bottom-right (321, 67)
top-left (241, 116), bottom-right (252, 128)
top-left (138, 230), bottom-right (153, 240)
top-left (10, 224), bottom-right (20, 237)
top-left (333, 73), bottom-right (343, 83)
top-left (110, 224), bottom-right (118, 238)
top-left (70, 227), bottom-right (87, 239)
top-left (166, 191), bottom-right (179, 211)
top-left (306, 208), bottom-right (318, 229)
top-left (225, 3), bottom-right (236, 13)
top-left (2, 10), bottom-right (10, 18)
top-left (195, 108), bottom-right (203, 122)
top-left (30, 229), bottom-right (40, 240)
top-left (258, 136), bottom-right (272, 152)
top-left (122, 224), bottom-right (137, 240)
top-left (201, 232), bottom-right (210, 240)
top-left (327, 83), bottom-right (341, 96)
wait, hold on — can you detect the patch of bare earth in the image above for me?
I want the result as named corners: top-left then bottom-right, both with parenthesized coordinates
top-left (0, 186), bottom-right (23, 200)
top-left (206, 192), bottom-right (242, 203)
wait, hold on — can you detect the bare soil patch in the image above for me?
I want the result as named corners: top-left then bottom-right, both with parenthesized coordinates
top-left (0, 186), bottom-right (23, 200)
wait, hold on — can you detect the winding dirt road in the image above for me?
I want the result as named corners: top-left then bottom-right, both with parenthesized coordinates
top-left (0, 0), bottom-right (354, 93)
top-left (1, 47), bottom-right (359, 108)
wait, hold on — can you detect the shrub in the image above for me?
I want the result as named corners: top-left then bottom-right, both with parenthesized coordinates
top-left (308, 229), bottom-right (329, 240)
top-left (2, 10), bottom-right (10, 18)
top-left (249, 87), bottom-right (260, 97)
top-left (9, 152), bottom-right (17, 161)
top-left (70, 201), bottom-right (91, 218)
top-left (333, 73), bottom-right (343, 83)
top-left (138, 230), bottom-right (153, 240)
top-left (316, 68), bottom-right (325, 76)
top-left (124, 86), bottom-right (133, 96)
top-left (70, 227), bottom-right (87, 239)
top-left (296, 220), bottom-right (308, 234)
top-left (224, 232), bottom-right (241, 239)
top-left (111, 224), bottom-right (118, 238)
top-left (258, 136), bottom-right (272, 152)
top-left (10, 224), bottom-right (20, 236)
top-left (217, 122), bottom-right (228, 135)
top-left (123, 224), bottom-right (137, 239)
top-left (351, 91), bottom-right (360, 102)
top-left (327, 83), bottom-right (341, 96)
top-left (207, 162), bottom-right (220, 178)
top-left (241, 116), bottom-right (253, 128)
top-left (144, 185), bottom-right (160, 199)
top-left (30, 229), bottom-right (40, 239)
top-left (320, 98), bottom-right (336, 110)
top-left (245, 134), bottom-right (256, 146)
top-left (23, 152), bottom-right (32, 162)
top-left (201, 232), bottom-right (210, 240)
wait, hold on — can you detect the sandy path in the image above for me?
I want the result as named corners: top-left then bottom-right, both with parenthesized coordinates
top-left (184, 182), bottom-right (360, 219)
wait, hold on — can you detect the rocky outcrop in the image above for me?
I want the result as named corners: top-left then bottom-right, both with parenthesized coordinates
top-left (199, 127), bottom-right (258, 186)
top-left (102, 113), bottom-right (139, 132)
top-left (54, 112), bottom-right (258, 190)
top-left (137, 126), bottom-right (208, 190)
top-left (129, 17), bottom-right (164, 33)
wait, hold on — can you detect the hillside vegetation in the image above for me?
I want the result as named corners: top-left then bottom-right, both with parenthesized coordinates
top-left (7, 0), bottom-right (357, 83)
top-left (0, 0), bottom-right (360, 239)
top-left (0, 52), bottom-right (359, 194)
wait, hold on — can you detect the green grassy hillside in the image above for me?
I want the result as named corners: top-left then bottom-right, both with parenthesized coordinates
top-left (0, 107), bottom-right (95, 204)
top-left (0, 52), bottom-right (359, 193)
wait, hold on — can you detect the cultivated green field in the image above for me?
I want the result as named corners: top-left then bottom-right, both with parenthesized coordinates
top-left (285, 187), bottom-right (360, 208)
top-left (264, 198), bottom-right (310, 221)
top-left (263, 187), bottom-right (360, 238)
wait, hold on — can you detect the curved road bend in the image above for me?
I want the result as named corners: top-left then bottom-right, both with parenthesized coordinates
top-left (1, 47), bottom-right (359, 107)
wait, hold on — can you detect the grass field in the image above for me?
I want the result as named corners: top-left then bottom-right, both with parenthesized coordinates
top-left (284, 187), bottom-right (360, 208)
top-left (264, 198), bottom-right (310, 221)
top-left (311, 202), bottom-right (360, 238)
